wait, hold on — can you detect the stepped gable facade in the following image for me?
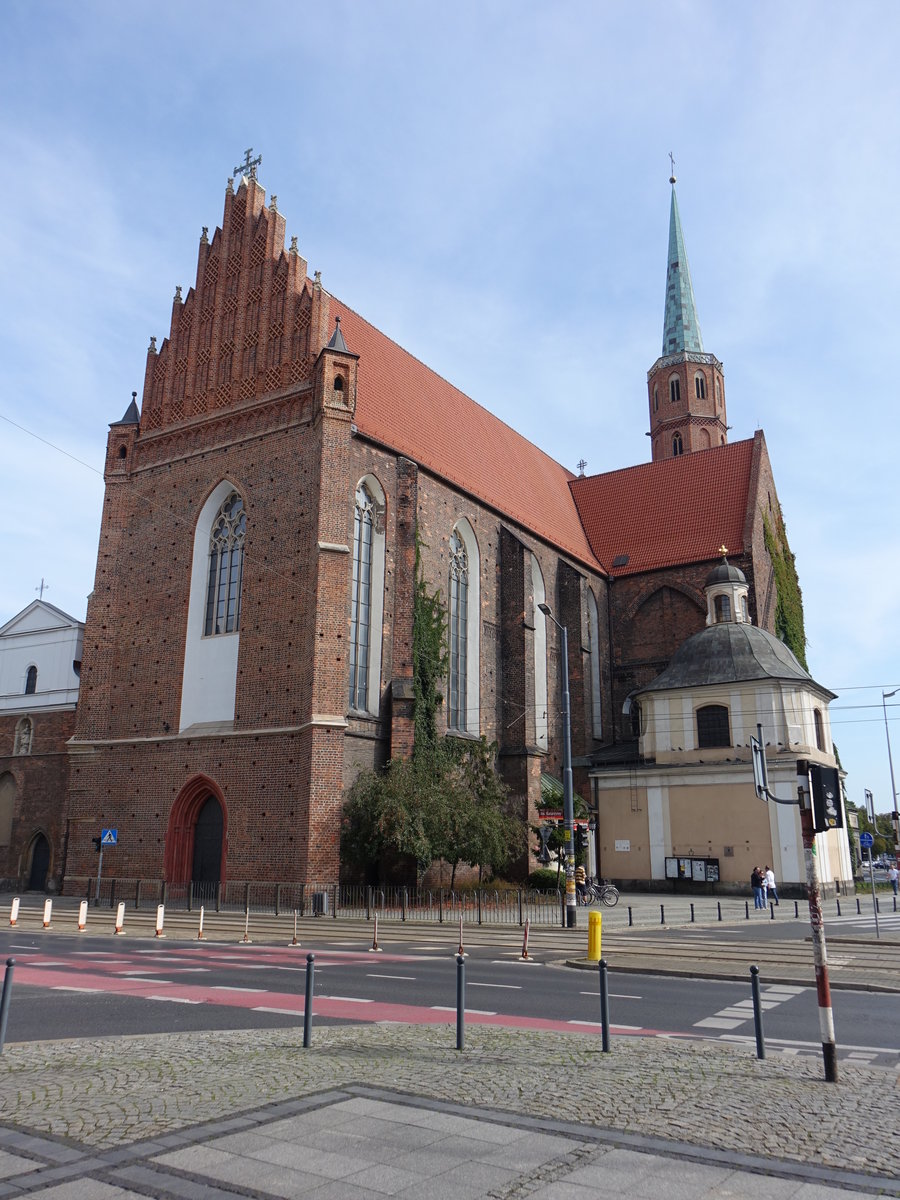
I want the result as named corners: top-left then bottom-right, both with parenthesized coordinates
top-left (64, 168), bottom-right (789, 894)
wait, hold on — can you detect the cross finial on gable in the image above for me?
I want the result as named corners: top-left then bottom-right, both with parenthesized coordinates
top-left (718, 544), bottom-right (729, 557)
top-left (35, 578), bottom-right (49, 600)
top-left (577, 459), bottom-right (587, 476)
top-left (234, 148), bottom-right (262, 178)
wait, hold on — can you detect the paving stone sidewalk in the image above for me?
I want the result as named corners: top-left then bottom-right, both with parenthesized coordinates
top-left (0, 1023), bottom-right (897, 1195)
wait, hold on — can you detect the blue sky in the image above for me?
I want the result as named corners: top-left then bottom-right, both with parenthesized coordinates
top-left (1, 1), bottom-right (898, 817)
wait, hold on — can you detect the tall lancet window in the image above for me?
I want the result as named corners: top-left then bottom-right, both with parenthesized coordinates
top-left (448, 530), bottom-right (469, 731)
top-left (349, 482), bottom-right (375, 711)
top-left (204, 492), bottom-right (245, 636)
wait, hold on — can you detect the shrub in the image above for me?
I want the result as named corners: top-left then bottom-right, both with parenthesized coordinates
top-left (527, 868), bottom-right (563, 890)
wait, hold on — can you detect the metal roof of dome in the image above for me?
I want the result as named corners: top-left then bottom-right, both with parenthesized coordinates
top-left (640, 622), bottom-right (835, 697)
top-left (705, 560), bottom-right (747, 586)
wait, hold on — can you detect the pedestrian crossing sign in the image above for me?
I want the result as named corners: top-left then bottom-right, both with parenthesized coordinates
top-left (101, 828), bottom-right (118, 845)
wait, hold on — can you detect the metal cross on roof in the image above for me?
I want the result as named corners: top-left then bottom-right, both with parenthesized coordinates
top-left (577, 459), bottom-right (587, 476)
top-left (234, 148), bottom-right (262, 178)
top-left (35, 578), bottom-right (49, 600)
top-left (718, 544), bottom-right (729, 557)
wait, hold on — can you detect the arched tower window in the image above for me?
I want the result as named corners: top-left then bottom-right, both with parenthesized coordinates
top-left (204, 492), bottom-right (245, 636)
top-left (448, 530), bottom-right (469, 731)
top-left (814, 707), bottom-right (825, 751)
top-left (24, 666), bottom-right (37, 695)
top-left (349, 476), bottom-right (386, 715)
top-left (713, 594), bottom-right (731, 623)
top-left (672, 432), bottom-right (683, 456)
top-left (697, 704), bottom-right (730, 748)
top-left (653, 386), bottom-right (659, 413)
top-left (694, 372), bottom-right (706, 400)
top-left (669, 376), bottom-right (681, 404)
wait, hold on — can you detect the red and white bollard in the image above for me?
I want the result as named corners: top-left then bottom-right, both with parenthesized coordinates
top-left (155, 904), bottom-right (166, 938)
top-left (77, 900), bottom-right (88, 932)
top-left (368, 913), bottom-right (382, 952)
top-left (241, 908), bottom-right (252, 944)
top-left (290, 909), bottom-right (300, 947)
top-left (114, 902), bottom-right (125, 935)
top-left (42, 899), bottom-right (52, 929)
top-left (9, 898), bottom-right (19, 927)
top-left (197, 906), bottom-right (206, 940)
top-left (520, 918), bottom-right (532, 961)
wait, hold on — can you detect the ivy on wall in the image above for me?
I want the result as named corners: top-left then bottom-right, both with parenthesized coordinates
top-left (412, 530), bottom-right (449, 756)
top-left (762, 507), bottom-right (808, 669)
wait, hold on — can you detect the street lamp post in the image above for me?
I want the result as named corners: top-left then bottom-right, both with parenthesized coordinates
top-left (538, 603), bottom-right (576, 928)
top-left (883, 688), bottom-right (900, 865)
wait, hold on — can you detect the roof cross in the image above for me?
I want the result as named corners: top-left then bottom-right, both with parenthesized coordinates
top-left (669, 151), bottom-right (676, 184)
top-left (718, 544), bottom-right (729, 557)
top-left (35, 578), bottom-right (49, 600)
top-left (577, 459), bottom-right (587, 476)
top-left (234, 148), bottom-right (262, 178)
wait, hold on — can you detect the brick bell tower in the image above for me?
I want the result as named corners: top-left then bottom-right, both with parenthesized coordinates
top-left (647, 168), bottom-right (728, 461)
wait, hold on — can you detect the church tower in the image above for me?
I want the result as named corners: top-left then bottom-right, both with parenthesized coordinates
top-left (647, 172), bottom-right (728, 462)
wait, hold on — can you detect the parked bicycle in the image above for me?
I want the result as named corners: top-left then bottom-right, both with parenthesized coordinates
top-left (582, 879), bottom-right (619, 906)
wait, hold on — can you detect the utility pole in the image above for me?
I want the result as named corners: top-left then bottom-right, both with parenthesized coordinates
top-left (797, 766), bottom-right (838, 1083)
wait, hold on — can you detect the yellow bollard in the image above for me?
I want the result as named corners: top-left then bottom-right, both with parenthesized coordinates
top-left (588, 910), bottom-right (602, 961)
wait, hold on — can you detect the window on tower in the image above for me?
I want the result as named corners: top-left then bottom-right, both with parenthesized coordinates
top-left (653, 386), bottom-right (659, 412)
top-left (713, 594), bottom-right (731, 623)
top-left (24, 665), bottom-right (37, 695)
top-left (348, 476), bottom-right (386, 715)
top-left (697, 704), bottom-right (730, 748)
top-left (669, 376), bottom-right (680, 404)
top-left (672, 432), bottom-right (683, 456)
top-left (204, 492), bottom-right (245, 636)
top-left (694, 373), bottom-right (706, 400)
top-left (448, 530), bottom-right (469, 731)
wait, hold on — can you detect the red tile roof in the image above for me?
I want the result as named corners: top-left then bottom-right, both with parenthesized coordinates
top-left (330, 298), bottom-right (601, 571)
top-left (570, 437), bottom-right (758, 576)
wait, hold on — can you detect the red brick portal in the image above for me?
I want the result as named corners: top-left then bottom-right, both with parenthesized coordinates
top-left (164, 775), bottom-right (228, 885)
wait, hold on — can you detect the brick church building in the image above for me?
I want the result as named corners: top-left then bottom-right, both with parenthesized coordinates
top-left (62, 165), bottom-right (791, 894)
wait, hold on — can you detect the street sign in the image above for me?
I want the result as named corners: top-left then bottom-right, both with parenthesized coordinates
top-left (859, 831), bottom-right (874, 849)
top-left (101, 828), bottom-right (118, 846)
top-left (864, 789), bottom-right (875, 823)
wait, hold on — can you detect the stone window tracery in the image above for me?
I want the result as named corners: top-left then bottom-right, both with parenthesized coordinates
top-left (672, 432), bottom-right (684, 456)
top-left (204, 492), bottom-right (245, 636)
top-left (448, 530), bottom-right (469, 731)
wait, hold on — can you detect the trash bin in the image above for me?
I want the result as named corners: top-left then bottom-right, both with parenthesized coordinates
top-left (312, 891), bottom-right (328, 916)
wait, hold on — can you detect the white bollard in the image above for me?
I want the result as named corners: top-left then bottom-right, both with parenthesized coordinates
top-left (197, 906), bottom-right (205, 940)
top-left (9, 898), bottom-right (19, 927)
top-left (155, 904), bottom-right (166, 938)
top-left (114, 902), bottom-right (125, 935)
top-left (42, 899), bottom-right (52, 929)
top-left (241, 907), bottom-right (252, 944)
top-left (77, 900), bottom-right (88, 931)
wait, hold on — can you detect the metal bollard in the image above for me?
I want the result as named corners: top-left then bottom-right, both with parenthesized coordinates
top-left (628, 905), bottom-right (633, 928)
top-left (836, 897), bottom-right (841, 916)
top-left (794, 900), bottom-right (799, 918)
top-left (770, 902), bottom-right (775, 920)
top-left (717, 901), bottom-right (722, 922)
top-left (856, 897), bottom-right (861, 915)
top-left (660, 904), bottom-right (665, 925)
top-left (0, 959), bottom-right (14, 1053)
top-left (750, 965), bottom-right (765, 1059)
top-left (598, 958), bottom-right (611, 1053)
top-left (745, 900), bottom-right (749, 919)
top-left (303, 954), bottom-right (315, 1048)
top-left (456, 953), bottom-right (466, 1051)
top-left (690, 903), bottom-right (695, 923)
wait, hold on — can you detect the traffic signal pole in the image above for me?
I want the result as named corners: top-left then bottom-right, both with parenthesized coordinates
top-left (797, 771), bottom-right (838, 1083)
top-left (93, 839), bottom-right (104, 905)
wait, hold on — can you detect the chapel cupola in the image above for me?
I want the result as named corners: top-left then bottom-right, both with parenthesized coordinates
top-left (647, 170), bottom-right (728, 462)
top-left (704, 549), bottom-right (750, 626)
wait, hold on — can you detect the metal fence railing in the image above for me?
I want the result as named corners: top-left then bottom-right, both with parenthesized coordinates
top-left (66, 877), bottom-right (566, 926)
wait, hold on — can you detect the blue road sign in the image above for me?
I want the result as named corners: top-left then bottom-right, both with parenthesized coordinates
top-left (101, 828), bottom-right (118, 846)
top-left (859, 831), bottom-right (874, 849)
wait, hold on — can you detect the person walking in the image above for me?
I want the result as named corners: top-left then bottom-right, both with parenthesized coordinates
top-left (889, 863), bottom-right (899, 897)
top-left (751, 866), bottom-right (765, 909)
top-left (575, 862), bottom-right (587, 904)
top-left (764, 865), bottom-right (779, 906)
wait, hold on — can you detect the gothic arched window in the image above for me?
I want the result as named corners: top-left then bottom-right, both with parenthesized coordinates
top-left (204, 492), bottom-right (245, 636)
top-left (694, 372), bottom-right (706, 400)
top-left (697, 704), bottom-right (730, 749)
top-left (669, 376), bottom-right (681, 404)
top-left (653, 386), bottom-right (659, 413)
top-left (349, 481), bottom-right (376, 712)
top-left (448, 530), bottom-right (469, 731)
top-left (24, 666), bottom-right (37, 695)
top-left (672, 432), bottom-right (684, 456)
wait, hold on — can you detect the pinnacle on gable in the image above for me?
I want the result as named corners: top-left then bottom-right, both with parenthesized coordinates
top-left (327, 315), bottom-right (349, 353)
top-left (112, 391), bottom-right (140, 426)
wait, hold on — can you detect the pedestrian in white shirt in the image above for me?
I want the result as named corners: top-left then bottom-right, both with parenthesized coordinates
top-left (764, 866), bottom-right (778, 906)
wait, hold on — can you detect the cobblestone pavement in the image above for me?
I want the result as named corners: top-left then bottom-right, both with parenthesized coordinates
top-left (0, 1023), bottom-right (897, 1197)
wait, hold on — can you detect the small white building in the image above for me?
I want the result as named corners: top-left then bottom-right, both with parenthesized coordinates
top-left (0, 601), bottom-right (84, 890)
top-left (591, 559), bottom-right (853, 894)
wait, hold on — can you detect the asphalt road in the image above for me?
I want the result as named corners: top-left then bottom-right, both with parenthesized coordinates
top-left (1, 928), bottom-right (897, 1069)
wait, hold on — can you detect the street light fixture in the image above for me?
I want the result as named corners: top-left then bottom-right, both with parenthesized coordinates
top-left (538, 602), bottom-right (576, 928)
top-left (883, 688), bottom-right (899, 865)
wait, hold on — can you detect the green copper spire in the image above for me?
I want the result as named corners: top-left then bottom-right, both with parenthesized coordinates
top-left (662, 179), bottom-right (703, 355)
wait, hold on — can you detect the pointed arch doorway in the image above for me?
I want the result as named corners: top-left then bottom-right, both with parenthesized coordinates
top-left (165, 776), bottom-right (227, 900)
top-left (27, 833), bottom-right (50, 891)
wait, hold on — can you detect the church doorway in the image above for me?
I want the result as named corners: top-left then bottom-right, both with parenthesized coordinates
top-left (27, 833), bottom-right (50, 891)
top-left (165, 776), bottom-right (227, 894)
top-left (192, 796), bottom-right (223, 900)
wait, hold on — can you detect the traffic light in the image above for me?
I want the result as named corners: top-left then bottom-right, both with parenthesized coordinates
top-left (576, 824), bottom-right (589, 851)
top-left (810, 765), bottom-right (843, 833)
top-left (91, 836), bottom-right (102, 853)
